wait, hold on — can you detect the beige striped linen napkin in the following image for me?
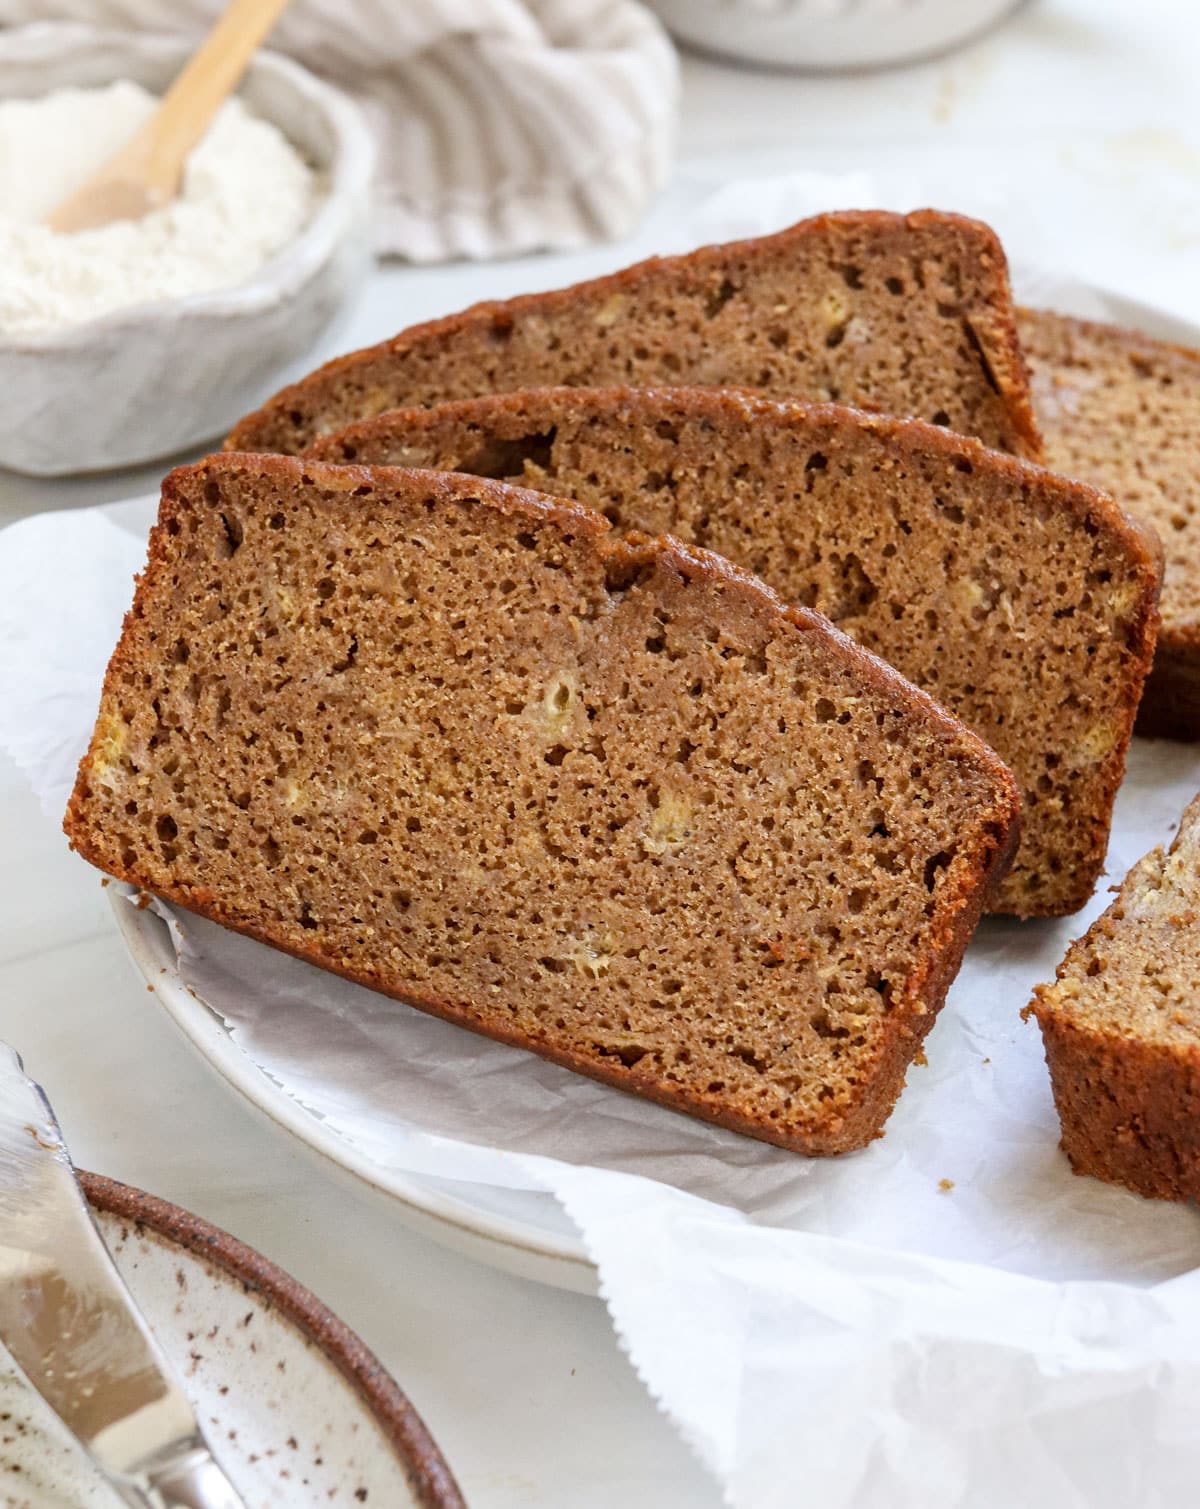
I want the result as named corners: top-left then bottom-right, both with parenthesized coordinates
top-left (0, 0), bottom-right (679, 260)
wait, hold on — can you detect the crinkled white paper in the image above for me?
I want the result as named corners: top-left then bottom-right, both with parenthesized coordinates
top-left (5, 176), bottom-right (1200, 1509)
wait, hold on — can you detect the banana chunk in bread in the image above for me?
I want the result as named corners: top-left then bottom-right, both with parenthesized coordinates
top-left (228, 210), bottom-right (1040, 459)
top-left (1018, 307), bottom-right (1200, 739)
top-left (310, 386), bottom-right (1160, 917)
top-left (1027, 794), bottom-right (1200, 1201)
top-left (65, 455), bottom-right (1020, 1155)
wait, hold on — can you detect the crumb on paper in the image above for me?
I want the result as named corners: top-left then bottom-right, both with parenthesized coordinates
top-left (146, 983), bottom-right (154, 993)
top-left (982, 1056), bottom-right (991, 1065)
top-left (100, 877), bottom-right (110, 888)
top-left (934, 74), bottom-right (956, 125)
top-left (938, 1178), bottom-right (955, 1193)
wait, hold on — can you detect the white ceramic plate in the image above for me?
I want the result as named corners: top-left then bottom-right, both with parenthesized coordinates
top-left (0, 1171), bottom-right (464, 1506)
top-left (109, 888), bottom-right (598, 1295)
top-left (107, 278), bottom-right (1200, 1296)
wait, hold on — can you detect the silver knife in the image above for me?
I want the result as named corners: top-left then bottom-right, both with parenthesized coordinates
top-left (0, 1042), bottom-right (247, 1508)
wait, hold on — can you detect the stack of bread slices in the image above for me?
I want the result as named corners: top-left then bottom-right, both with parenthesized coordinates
top-left (64, 210), bottom-right (1200, 1191)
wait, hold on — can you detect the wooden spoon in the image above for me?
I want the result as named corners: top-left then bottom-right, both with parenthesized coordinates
top-left (46, 0), bottom-right (293, 234)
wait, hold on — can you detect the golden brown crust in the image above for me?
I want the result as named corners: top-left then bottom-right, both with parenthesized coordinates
top-left (1061, 515), bottom-right (1162, 914)
top-left (310, 384), bottom-right (1159, 916)
top-left (228, 210), bottom-right (1042, 460)
top-left (1026, 792), bottom-right (1200, 1200)
top-left (67, 829), bottom-right (1017, 1156)
top-left (1034, 1012), bottom-right (1200, 1201)
top-left (1018, 305), bottom-right (1200, 739)
top-left (66, 453), bottom-right (1020, 1155)
top-left (1135, 651), bottom-right (1200, 740)
top-left (70, 774), bottom-right (1018, 1157)
top-left (312, 379), bottom-right (1146, 562)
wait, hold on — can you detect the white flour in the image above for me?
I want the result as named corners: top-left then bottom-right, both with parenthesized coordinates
top-left (0, 81), bottom-right (316, 336)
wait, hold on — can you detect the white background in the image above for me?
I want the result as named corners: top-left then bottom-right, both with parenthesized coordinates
top-left (3, 2), bottom-right (1200, 1503)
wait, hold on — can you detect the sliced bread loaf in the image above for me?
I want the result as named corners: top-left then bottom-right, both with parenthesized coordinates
top-left (1026, 794), bottom-right (1200, 1201)
top-left (309, 386), bottom-right (1161, 917)
top-left (227, 210), bottom-right (1041, 459)
top-left (64, 454), bottom-right (1020, 1155)
top-left (1018, 307), bottom-right (1199, 738)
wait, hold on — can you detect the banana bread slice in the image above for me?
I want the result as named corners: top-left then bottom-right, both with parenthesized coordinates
top-left (309, 386), bottom-right (1160, 917)
top-left (1018, 307), bottom-right (1199, 739)
top-left (227, 210), bottom-right (1040, 459)
top-left (64, 454), bottom-right (1020, 1155)
top-left (1026, 794), bottom-right (1200, 1201)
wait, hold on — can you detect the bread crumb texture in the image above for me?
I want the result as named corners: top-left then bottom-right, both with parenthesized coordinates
top-left (1028, 793), bottom-right (1200, 1200)
top-left (310, 386), bottom-right (1159, 916)
top-left (228, 210), bottom-right (1040, 461)
top-left (65, 455), bottom-right (1019, 1155)
top-left (1019, 307), bottom-right (1200, 738)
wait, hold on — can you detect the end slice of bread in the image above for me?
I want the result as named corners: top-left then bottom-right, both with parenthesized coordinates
top-left (1018, 306), bottom-right (1200, 739)
top-left (309, 385), bottom-right (1161, 917)
top-left (65, 454), bottom-right (1020, 1155)
top-left (1027, 794), bottom-right (1200, 1201)
top-left (227, 210), bottom-right (1041, 460)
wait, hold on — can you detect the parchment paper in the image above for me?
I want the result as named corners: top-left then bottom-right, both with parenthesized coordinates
top-left (5, 177), bottom-right (1200, 1509)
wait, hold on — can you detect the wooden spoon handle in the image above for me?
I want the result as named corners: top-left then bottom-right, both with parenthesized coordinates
top-left (132, 0), bottom-right (294, 198)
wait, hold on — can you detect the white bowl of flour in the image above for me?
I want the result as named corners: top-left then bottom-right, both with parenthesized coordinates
top-left (0, 24), bottom-right (374, 476)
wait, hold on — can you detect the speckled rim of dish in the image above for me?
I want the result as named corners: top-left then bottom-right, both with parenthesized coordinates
top-left (78, 1170), bottom-right (467, 1509)
top-left (0, 22), bottom-right (375, 351)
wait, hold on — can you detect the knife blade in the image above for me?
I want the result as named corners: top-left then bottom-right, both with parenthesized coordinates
top-left (0, 1043), bottom-right (245, 1508)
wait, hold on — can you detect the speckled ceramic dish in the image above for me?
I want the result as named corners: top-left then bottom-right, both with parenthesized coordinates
top-left (0, 1172), bottom-right (465, 1508)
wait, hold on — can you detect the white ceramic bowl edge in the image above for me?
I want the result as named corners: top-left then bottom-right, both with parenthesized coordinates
top-left (0, 24), bottom-right (375, 476)
top-left (647, 0), bottom-right (1025, 70)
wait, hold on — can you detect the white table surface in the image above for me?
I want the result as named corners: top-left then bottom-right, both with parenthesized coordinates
top-left (2, 3), bottom-right (1198, 1503)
